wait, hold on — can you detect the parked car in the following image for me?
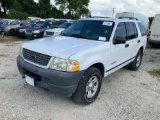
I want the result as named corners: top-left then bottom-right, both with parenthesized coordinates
top-left (149, 14), bottom-right (160, 46)
top-left (3, 20), bottom-right (22, 35)
top-left (51, 20), bottom-right (67, 28)
top-left (17, 16), bottom-right (147, 105)
top-left (15, 21), bottom-right (37, 38)
top-left (0, 22), bottom-right (3, 32)
top-left (25, 21), bottom-right (61, 39)
top-left (44, 22), bottom-right (73, 37)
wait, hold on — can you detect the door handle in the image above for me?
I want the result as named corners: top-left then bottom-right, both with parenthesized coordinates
top-left (125, 44), bottom-right (129, 48)
top-left (137, 40), bottom-right (140, 43)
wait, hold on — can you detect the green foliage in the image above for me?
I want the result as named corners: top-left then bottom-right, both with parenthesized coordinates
top-left (38, 0), bottom-right (51, 18)
top-left (148, 17), bottom-right (154, 28)
top-left (55, 0), bottom-right (91, 19)
top-left (0, 0), bottom-right (91, 19)
top-left (8, 9), bottom-right (29, 20)
top-left (148, 69), bottom-right (160, 77)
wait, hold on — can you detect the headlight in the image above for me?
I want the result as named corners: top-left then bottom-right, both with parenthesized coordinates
top-left (19, 45), bottom-right (23, 57)
top-left (33, 30), bottom-right (40, 33)
top-left (54, 32), bottom-right (61, 36)
top-left (19, 29), bottom-right (25, 32)
top-left (50, 57), bottom-right (79, 72)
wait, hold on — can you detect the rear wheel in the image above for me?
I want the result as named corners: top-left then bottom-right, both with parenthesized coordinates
top-left (148, 42), bottom-right (155, 47)
top-left (128, 50), bottom-right (143, 71)
top-left (73, 67), bottom-right (102, 105)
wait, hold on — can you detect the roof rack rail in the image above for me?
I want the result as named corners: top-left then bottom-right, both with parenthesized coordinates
top-left (92, 16), bottom-right (111, 18)
top-left (118, 17), bottom-right (138, 20)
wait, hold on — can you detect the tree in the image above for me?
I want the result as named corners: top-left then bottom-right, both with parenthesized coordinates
top-left (0, 0), bottom-right (14, 15)
top-left (55, 0), bottom-right (91, 19)
top-left (148, 17), bottom-right (154, 29)
top-left (38, 0), bottom-right (51, 18)
top-left (50, 5), bottom-right (64, 18)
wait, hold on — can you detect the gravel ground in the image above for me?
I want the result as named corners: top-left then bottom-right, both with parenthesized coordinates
top-left (0, 41), bottom-right (160, 120)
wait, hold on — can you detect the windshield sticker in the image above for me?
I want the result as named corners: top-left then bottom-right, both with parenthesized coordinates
top-left (102, 22), bottom-right (113, 26)
top-left (99, 37), bottom-right (106, 41)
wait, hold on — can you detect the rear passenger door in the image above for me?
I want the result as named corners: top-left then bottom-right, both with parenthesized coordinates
top-left (125, 22), bottom-right (139, 59)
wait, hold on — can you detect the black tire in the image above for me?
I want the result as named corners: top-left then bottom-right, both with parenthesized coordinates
top-left (73, 67), bottom-right (102, 105)
top-left (128, 50), bottom-right (143, 71)
top-left (40, 32), bottom-right (44, 38)
top-left (148, 42), bottom-right (155, 47)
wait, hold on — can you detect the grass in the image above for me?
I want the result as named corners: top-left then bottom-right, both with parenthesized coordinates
top-left (148, 69), bottom-right (160, 77)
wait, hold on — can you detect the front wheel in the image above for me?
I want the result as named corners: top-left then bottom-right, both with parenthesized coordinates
top-left (128, 50), bottom-right (143, 71)
top-left (73, 67), bottom-right (102, 105)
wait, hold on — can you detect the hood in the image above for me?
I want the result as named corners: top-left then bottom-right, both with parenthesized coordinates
top-left (46, 28), bottom-right (65, 32)
top-left (5, 24), bottom-right (19, 29)
top-left (26, 27), bottom-right (47, 31)
top-left (22, 36), bottom-right (103, 59)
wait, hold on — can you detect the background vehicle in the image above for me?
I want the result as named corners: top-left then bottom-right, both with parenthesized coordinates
top-left (25, 20), bottom-right (66, 39)
top-left (149, 14), bottom-right (160, 46)
top-left (17, 16), bottom-right (147, 105)
top-left (15, 21), bottom-right (37, 38)
top-left (3, 20), bottom-right (22, 36)
top-left (44, 22), bottom-right (73, 37)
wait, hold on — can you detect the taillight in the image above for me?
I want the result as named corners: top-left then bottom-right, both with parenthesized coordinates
top-left (148, 31), bottom-right (151, 37)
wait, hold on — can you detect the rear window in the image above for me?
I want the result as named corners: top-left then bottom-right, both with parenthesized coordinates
top-left (138, 22), bottom-right (146, 36)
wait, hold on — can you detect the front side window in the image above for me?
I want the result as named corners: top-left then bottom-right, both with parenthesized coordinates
top-left (62, 20), bottom-right (114, 41)
top-left (113, 22), bottom-right (127, 40)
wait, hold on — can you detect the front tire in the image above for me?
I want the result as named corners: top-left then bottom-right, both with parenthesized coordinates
top-left (128, 50), bottom-right (143, 71)
top-left (73, 67), bottom-right (102, 105)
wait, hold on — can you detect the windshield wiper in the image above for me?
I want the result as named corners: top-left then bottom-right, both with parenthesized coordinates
top-left (72, 34), bottom-right (91, 40)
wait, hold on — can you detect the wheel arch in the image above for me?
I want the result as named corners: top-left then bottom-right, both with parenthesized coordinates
top-left (89, 63), bottom-right (105, 78)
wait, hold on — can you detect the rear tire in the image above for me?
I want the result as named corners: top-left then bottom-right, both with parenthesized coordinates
top-left (128, 50), bottom-right (143, 71)
top-left (148, 42), bottom-right (155, 47)
top-left (73, 67), bottom-right (102, 105)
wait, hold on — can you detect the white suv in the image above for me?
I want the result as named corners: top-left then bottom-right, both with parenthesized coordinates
top-left (17, 17), bottom-right (147, 105)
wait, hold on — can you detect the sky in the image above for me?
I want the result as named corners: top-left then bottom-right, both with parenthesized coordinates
top-left (34, 0), bottom-right (160, 17)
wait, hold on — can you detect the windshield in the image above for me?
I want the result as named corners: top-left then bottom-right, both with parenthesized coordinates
top-left (2, 21), bottom-right (8, 25)
top-left (11, 21), bottom-right (19, 25)
top-left (40, 21), bottom-right (52, 28)
top-left (34, 21), bottom-right (44, 27)
top-left (62, 20), bottom-right (114, 41)
top-left (59, 23), bottom-right (72, 28)
top-left (26, 22), bottom-right (35, 27)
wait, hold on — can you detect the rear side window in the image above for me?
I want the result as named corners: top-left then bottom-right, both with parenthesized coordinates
top-left (113, 22), bottom-right (127, 40)
top-left (126, 22), bottom-right (138, 40)
top-left (138, 22), bottom-right (146, 36)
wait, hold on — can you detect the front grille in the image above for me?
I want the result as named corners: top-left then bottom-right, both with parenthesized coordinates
top-left (46, 31), bottom-right (54, 36)
top-left (26, 30), bottom-right (32, 33)
top-left (23, 48), bottom-right (51, 66)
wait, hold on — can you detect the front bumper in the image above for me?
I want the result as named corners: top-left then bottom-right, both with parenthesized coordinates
top-left (148, 40), bottom-right (160, 44)
top-left (25, 33), bottom-right (41, 39)
top-left (18, 32), bottom-right (26, 37)
top-left (17, 56), bottom-right (84, 97)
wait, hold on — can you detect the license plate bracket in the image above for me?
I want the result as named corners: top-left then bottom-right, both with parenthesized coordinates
top-left (25, 75), bottom-right (35, 86)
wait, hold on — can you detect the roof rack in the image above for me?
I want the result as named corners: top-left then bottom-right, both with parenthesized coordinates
top-left (118, 17), bottom-right (138, 20)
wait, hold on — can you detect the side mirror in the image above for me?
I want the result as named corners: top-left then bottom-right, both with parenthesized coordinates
top-left (113, 37), bottom-right (126, 44)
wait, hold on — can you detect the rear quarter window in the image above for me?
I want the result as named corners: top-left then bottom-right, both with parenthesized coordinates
top-left (138, 22), bottom-right (146, 36)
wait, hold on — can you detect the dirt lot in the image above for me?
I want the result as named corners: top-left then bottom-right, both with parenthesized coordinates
top-left (0, 40), bottom-right (160, 120)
